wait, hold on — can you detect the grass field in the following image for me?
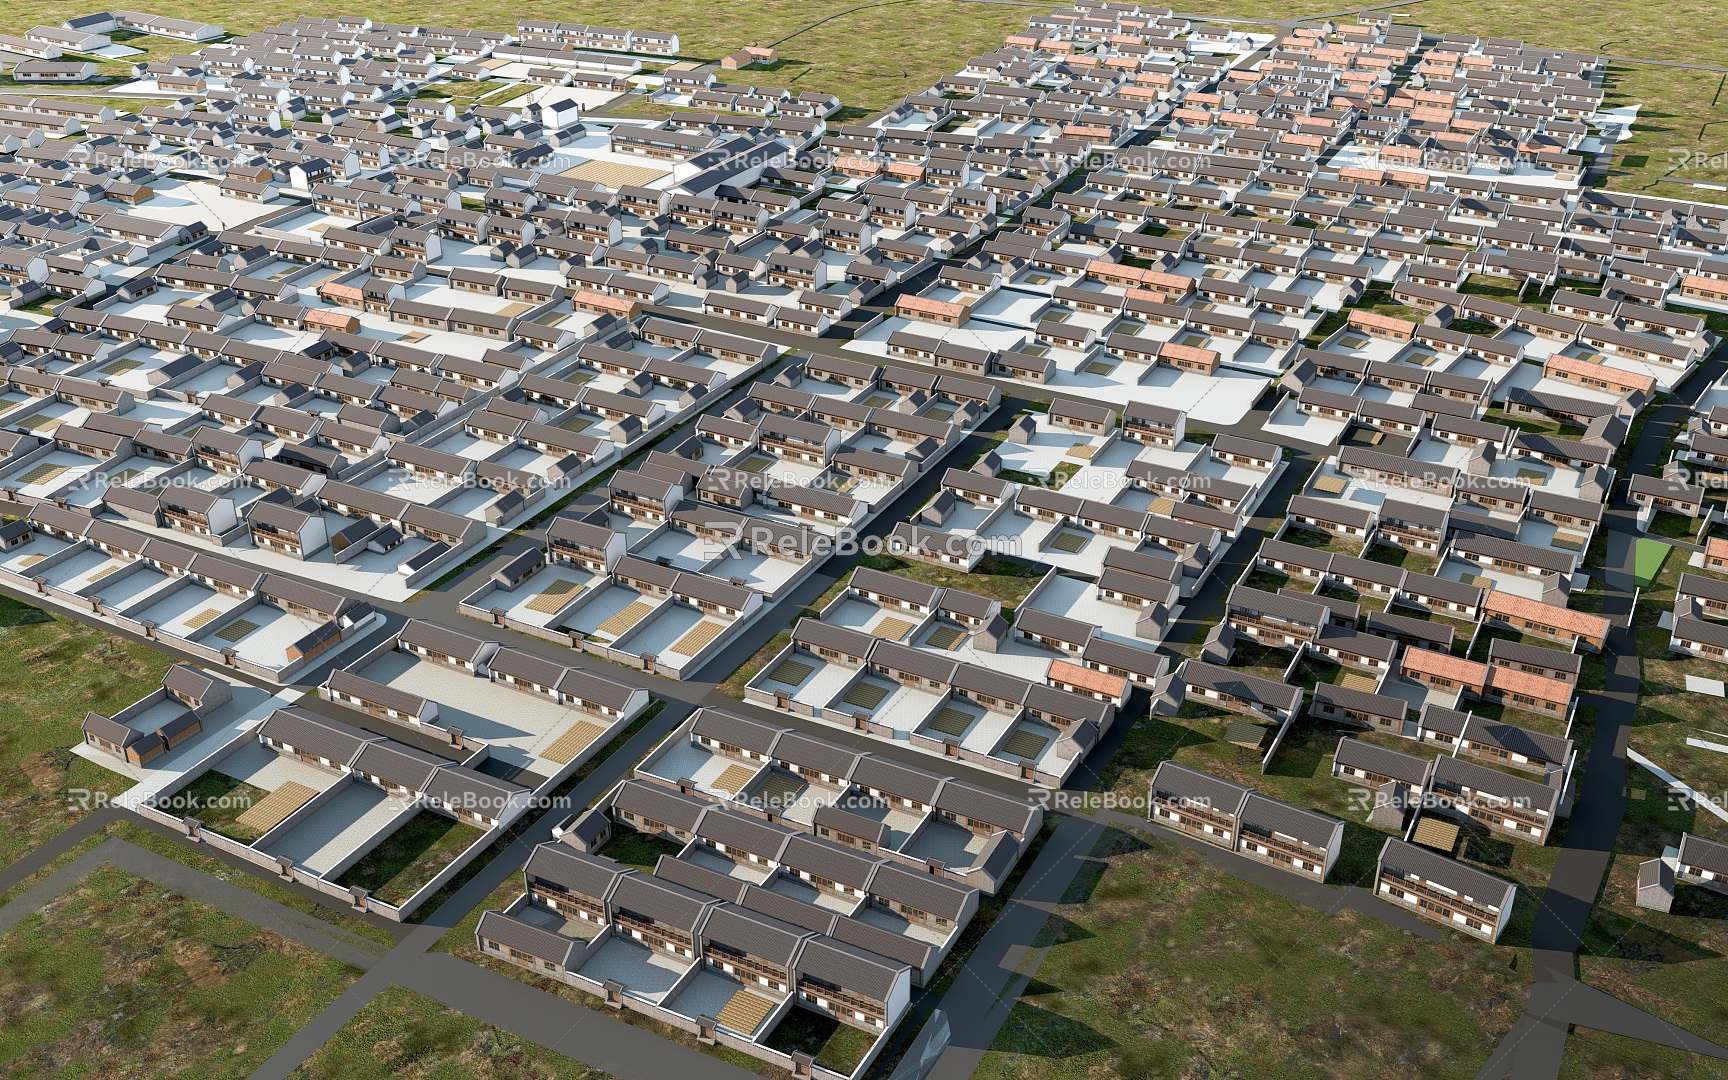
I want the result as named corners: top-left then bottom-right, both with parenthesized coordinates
top-left (1633, 539), bottom-right (1672, 589)
top-left (1576, 766), bottom-right (1728, 1062)
top-left (0, 864), bottom-right (358, 1078)
top-left (974, 828), bottom-right (1528, 1080)
top-left (176, 771), bottom-right (273, 844)
top-left (334, 810), bottom-right (486, 907)
top-left (0, 0), bottom-right (1028, 114)
top-left (290, 985), bottom-right (611, 1080)
top-left (0, 593), bottom-right (170, 866)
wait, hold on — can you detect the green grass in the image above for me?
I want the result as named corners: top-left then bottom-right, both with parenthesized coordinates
top-left (1279, 525), bottom-right (1366, 559)
top-left (176, 770), bottom-right (271, 844)
top-left (5, 0), bottom-right (1029, 116)
top-left (334, 810), bottom-right (486, 906)
top-left (762, 1009), bottom-right (877, 1074)
top-left (974, 828), bottom-right (1528, 1080)
top-left (1576, 765), bottom-right (1728, 1050)
top-left (1364, 542), bottom-right (1440, 576)
top-left (113, 822), bottom-right (398, 947)
top-left (0, 593), bottom-right (169, 866)
top-left (596, 827), bottom-right (686, 871)
top-left (1634, 538), bottom-right (1673, 588)
top-left (290, 985), bottom-right (609, 1080)
top-left (0, 864), bottom-right (359, 1077)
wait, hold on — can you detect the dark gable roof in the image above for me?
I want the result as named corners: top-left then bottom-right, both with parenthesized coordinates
top-left (697, 807), bottom-right (795, 860)
top-left (1678, 572), bottom-right (1728, 605)
top-left (1310, 681), bottom-right (1406, 718)
top-left (867, 861), bottom-right (973, 921)
top-left (691, 707), bottom-right (783, 756)
top-left (526, 842), bottom-right (628, 899)
top-left (1180, 659), bottom-right (1303, 712)
top-left (255, 706), bottom-right (374, 765)
top-left (1679, 833), bottom-right (1728, 876)
top-left (326, 668), bottom-right (428, 718)
top-left (849, 564), bottom-right (942, 608)
top-left (796, 937), bottom-right (907, 1001)
top-left (827, 914), bottom-right (936, 973)
top-left (738, 884), bottom-right (839, 934)
top-left (1240, 791), bottom-right (1341, 849)
top-left (932, 780), bottom-right (1038, 834)
top-left (1333, 737), bottom-right (1436, 787)
top-left (487, 646), bottom-right (570, 689)
top-left (399, 617), bottom-right (491, 662)
top-left (1379, 838), bottom-right (1515, 908)
top-left (700, 903), bottom-right (811, 967)
top-left (849, 754), bottom-right (944, 805)
top-left (610, 871), bottom-right (716, 932)
top-left (780, 834), bottom-right (883, 890)
top-left (813, 803), bottom-right (890, 847)
top-left (422, 766), bottom-right (525, 812)
top-left (1433, 755), bottom-right (1559, 809)
top-left (1151, 761), bottom-right (1251, 816)
top-left (1485, 637), bottom-right (1582, 675)
top-left (772, 730), bottom-right (862, 780)
top-left (476, 910), bottom-right (577, 967)
top-left (351, 739), bottom-right (447, 791)
top-left (610, 778), bottom-right (710, 832)
top-left (651, 854), bottom-right (750, 904)
top-left (792, 618), bottom-right (877, 658)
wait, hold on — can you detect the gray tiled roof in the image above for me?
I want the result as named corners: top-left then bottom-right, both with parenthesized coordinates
top-left (1433, 755), bottom-right (1560, 810)
top-left (1333, 737), bottom-right (1436, 788)
top-left (1379, 838), bottom-right (1515, 909)
top-left (610, 871), bottom-right (717, 933)
top-left (256, 706), bottom-right (375, 767)
top-left (701, 903), bottom-right (811, 968)
top-left (1239, 793), bottom-right (1342, 850)
top-left (1679, 833), bottom-right (1728, 876)
top-left (611, 779), bottom-right (710, 833)
top-left (737, 884), bottom-right (839, 934)
top-left (772, 731), bottom-right (863, 781)
top-left (867, 861), bottom-right (973, 922)
top-left (849, 755), bottom-right (944, 806)
top-left (696, 807), bottom-right (795, 861)
top-left (398, 617), bottom-right (492, 662)
top-left (1151, 761), bottom-right (1251, 818)
top-left (780, 834), bottom-right (883, 890)
top-left (691, 708), bottom-right (783, 756)
top-left (828, 914), bottom-right (936, 974)
top-left (526, 842), bottom-right (629, 902)
top-left (651, 855), bottom-right (750, 904)
top-left (351, 739), bottom-right (447, 791)
top-left (476, 910), bottom-right (577, 967)
top-left (796, 937), bottom-right (907, 1001)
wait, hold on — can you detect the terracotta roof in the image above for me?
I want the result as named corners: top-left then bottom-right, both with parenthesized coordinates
top-left (1157, 341), bottom-right (1219, 366)
top-left (1483, 664), bottom-right (1574, 706)
top-left (1542, 353), bottom-right (1654, 394)
top-left (897, 295), bottom-right (968, 319)
top-left (1400, 647), bottom-right (1488, 689)
top-left (1481, 589), bottom-right (1610, 640)
top-left (1348, 309), bottom-right (1417, 336)
top-left (1048, 659), bottom-right (1126, 698)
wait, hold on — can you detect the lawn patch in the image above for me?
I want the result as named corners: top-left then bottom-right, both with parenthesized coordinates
top-left (1634, 538), bottom-right (1671, 589)
top-left (0, 865), bottom-right (357, 1076)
